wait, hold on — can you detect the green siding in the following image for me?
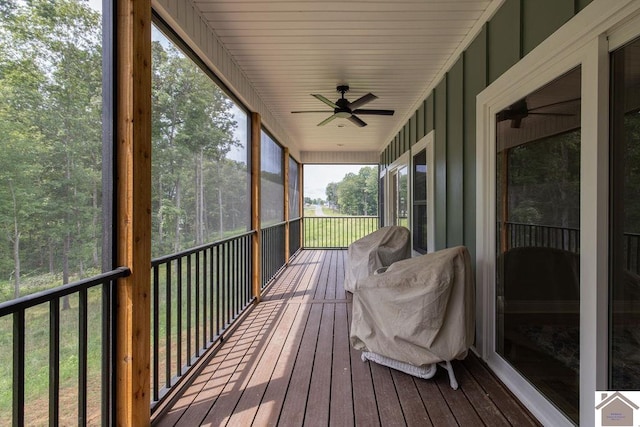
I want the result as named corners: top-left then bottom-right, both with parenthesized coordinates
top-left (522, 0), bottom-right (573, 56)
top-left (426, 93), bottom-right (435, 133)
top-left (417, 103), bottom-right (425, 140)
top-left (409, 116), bottom-right (416, 147)
top-left (577, 0), bottom-right (593, 12)
top-left (404, 123), bottom-right (410, 153)
top-left (447, 58), bottom-right (464, 247)
top-left (463, 26), bottom-right (487, 263)
top-left (434, 78), bottom-right (447, 250)
top-left (488, 0), bottom-right (520, 84)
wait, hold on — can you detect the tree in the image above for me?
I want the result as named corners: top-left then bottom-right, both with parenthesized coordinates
top-left (0, 0), bottom-right (102, 301)
top-left (151, 31), bottom-right (246, 257)
top-left (325, 166), bottom-right (378, 216)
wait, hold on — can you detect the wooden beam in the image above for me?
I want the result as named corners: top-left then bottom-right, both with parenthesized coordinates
top-left (283, 148), bottom-right (290, 263)
top-left (251, 113), bottom-right (262, 302)
top-left (116, 0), bottom-right (152, 425)
top-left (300, 164), bottom-right (304, 249)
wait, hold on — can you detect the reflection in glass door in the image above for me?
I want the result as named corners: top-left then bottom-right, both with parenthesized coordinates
top-left (495, 67), bottom-right (581, 423)
top-left (391, 166), bottom-right (408, 227)
top-left (610, 36), bottom-right (640, 391)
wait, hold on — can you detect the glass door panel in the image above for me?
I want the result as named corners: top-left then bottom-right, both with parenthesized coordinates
top-left (610, 36), bottom-right (640, 391)
top-left (495, 67), bottom-right (581, 423)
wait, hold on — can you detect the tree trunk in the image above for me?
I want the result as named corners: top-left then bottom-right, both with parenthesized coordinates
top-left (217, 161), bottom-right (224, 239)
top-left (92, 176), bottom-right (99, 267)
top-left (174, 177), bottom-right (181, 253)
top-left (62, 232), bottom-right (71, 310)
top-left (9, 180), bottom-right (21, 299)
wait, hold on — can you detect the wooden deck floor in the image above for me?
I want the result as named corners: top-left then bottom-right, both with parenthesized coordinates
top-left (154, 250), bottom-right (541, 427)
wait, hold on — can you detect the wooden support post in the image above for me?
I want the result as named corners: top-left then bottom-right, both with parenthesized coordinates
top-left (116, 0), bottom-right (151, 425)
top-left (283, 148), bottom-right (290, 263)
top-left (300, 163), bottom-right (304, 249)
top-left (251, 113), bottom-right (262, 302)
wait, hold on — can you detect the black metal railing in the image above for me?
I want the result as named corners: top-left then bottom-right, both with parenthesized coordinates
top-left (504, 222), bottom-right (580, 253)
top-left (261, 222), bottom-right (286, 289)
top-left (289, 217), bottom-right (302, 256)
top-left (150, 231), bottom-right (254, 410)
top-left (0, 267), bottom-right (130, 426)
top-left (303, 216), bottom-right (379, 249)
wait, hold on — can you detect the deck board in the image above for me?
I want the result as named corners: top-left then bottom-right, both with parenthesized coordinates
top-left (154, 250), bottom-right (541, 427)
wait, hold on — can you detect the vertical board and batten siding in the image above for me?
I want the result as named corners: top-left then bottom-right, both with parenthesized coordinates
top-left (446, 58), bottom-right (464, 248)
top-left (487, 0), bottom-right (521, 84)
top-left (522, 0), bottom-right (574, 56)
top-left (153, 0), bottom-right (297, 157)
top-left (463, 26), bottom-right (488, 264)
top-left (417, 102), bottom-right (426, 143)
top-left (434, 78), bottom-right (447, 250)
top-left (380, 0), bottom-right (593, 254)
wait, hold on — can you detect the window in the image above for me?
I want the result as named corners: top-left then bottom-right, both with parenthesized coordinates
top-left (261, 130), bottom-right (284, 226)
top-left (151, 25), bottom-right (250, 257)
top-left (413, 149), bottom-right (428, 252)
top-left (495, 67), bottom-right (581, 423)
top-left (288, 156), bottom-right (300, 219)
top-left (610, 36), bottom-right (640, 391)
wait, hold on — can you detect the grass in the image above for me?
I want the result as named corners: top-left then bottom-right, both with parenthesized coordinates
top-left (0, 287), bottom-right (105, 426)
top-left (0, 251), bottom-right (251, 425)
top-left (303, 215), bottom-right (378, 248)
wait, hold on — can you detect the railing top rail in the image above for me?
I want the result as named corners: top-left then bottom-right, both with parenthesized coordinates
top-left (151, 229), bottom-right (256, 266)
top-left (0, 266), bottom-right (130, 317)
top-left (303, 215), bottom-right (379, 219)
top-left (288, 216), bottom-right (302, 221)
top-left (504, 221), bottom-right (580, 231)
top-left (261, 221), bottom-right (287, 229)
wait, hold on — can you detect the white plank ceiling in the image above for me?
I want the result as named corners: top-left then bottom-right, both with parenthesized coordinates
top-left (191, 0), bottom-right (500, 155)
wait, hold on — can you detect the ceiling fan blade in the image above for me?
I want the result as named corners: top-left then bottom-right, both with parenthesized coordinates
top-left (291, 110), bottom-right (334, 114)
top-left (353, 109), bottom-right (395, 116)
top-left (317, 114), bottom-right (339, 126)
top-left (312, 94), bottom-right (338, 109)
top-left (348, 115), bottom-right (367, 127)
top-left (348, 93), bottom-right (377, 110)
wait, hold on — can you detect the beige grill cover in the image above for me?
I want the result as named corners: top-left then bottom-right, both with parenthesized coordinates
top-left (350, 246), bottom-right (474, 366)
top-left (344, 226), bottom-right (411, 293)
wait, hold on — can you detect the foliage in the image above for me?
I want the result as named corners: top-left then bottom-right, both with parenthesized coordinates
top-left (505, 130), bottom-right (581, 228)
top-left (0, 0), bottom-right (102, 300)
top-left (325, 166), bottom-right (378, 216)
top-left (151, 30), bottom-right (249, 257)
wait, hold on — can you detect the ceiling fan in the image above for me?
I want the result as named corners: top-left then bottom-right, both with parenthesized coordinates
top-left (496, 98), bottom-right (579, 128)
top-left (291, 85), bottom-right (394, 127)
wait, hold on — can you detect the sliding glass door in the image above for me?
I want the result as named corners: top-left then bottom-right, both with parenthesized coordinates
top-left (610, 36), bottom-right (640, 391)
top-left (495, 67), bottom-right (581, 423)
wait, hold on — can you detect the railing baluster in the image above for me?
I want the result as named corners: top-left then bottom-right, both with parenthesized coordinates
top-left (209, 246), bottom-right (214, 343)
top-left (13, 310), bottom-right (25, 426)
top-left (152, 265), bottom-right (160, 401)
top-left (49, 298), bottom-right (60, 426)
top-left (186, 255), bottom-right (192, 365)
top-left (202, 249), bottom-right (207, 349)
top-left (177, 258), bottom-right (182, 377)
top-left (78, 288), bottom-right (88, 425)
top-left (166, 261), bottom-right (172, 389)
top-left (195, 253), bottom-right (200, 354)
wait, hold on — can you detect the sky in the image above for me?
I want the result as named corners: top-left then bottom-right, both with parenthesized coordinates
top-left (304, 164), bottom-right (375, 201)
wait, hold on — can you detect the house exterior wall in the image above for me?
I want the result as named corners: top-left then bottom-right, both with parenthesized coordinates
top-left (379, 0), bottom-right (594, 256)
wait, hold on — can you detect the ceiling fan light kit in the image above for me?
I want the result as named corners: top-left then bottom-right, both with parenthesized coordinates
top-left (291, 85), bottom-right (395, 127)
